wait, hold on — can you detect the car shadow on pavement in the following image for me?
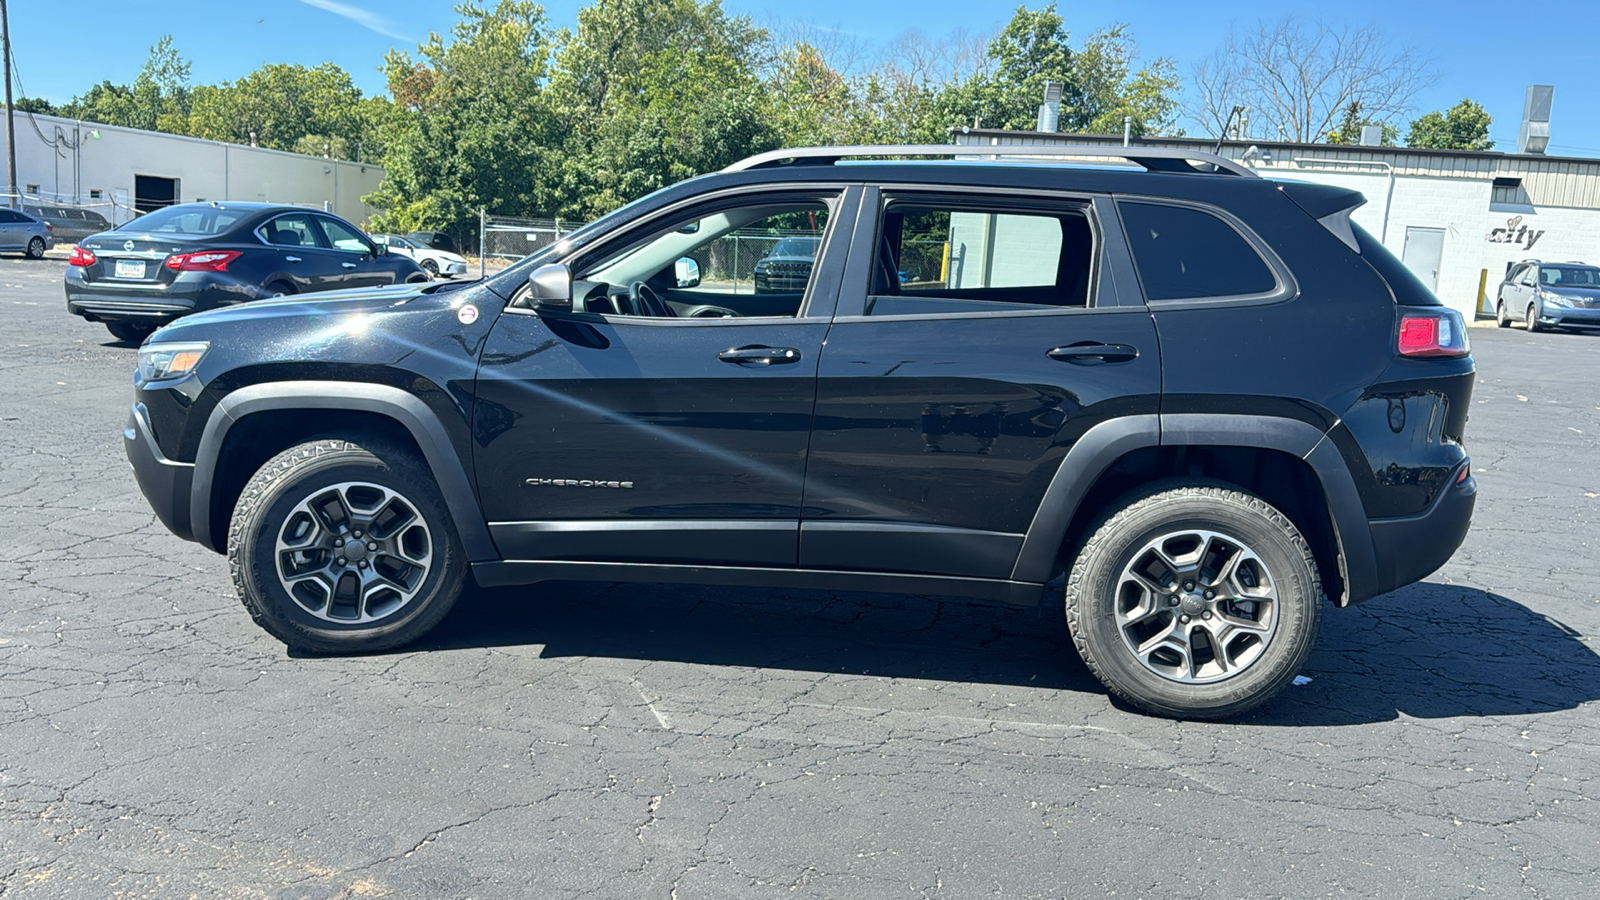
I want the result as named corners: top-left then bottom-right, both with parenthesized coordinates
top-left (424, 580), bottom-right (1106, 694)
top-left (1247, 582), bottom-right (1600, 725)
top-left (417, 579), bottom-right (1600, 724)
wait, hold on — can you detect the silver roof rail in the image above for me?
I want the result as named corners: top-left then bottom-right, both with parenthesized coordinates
top-left (722, 144), bottom-right (1260, 178)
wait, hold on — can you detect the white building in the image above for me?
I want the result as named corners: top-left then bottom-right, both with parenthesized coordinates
top-left (3, 109), bottom-right (384, 226)
top-left (954, 129), bottom-right (1600, 320)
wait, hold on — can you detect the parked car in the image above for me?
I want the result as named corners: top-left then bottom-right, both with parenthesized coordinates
top-left (406, 230), bottom-right (463, 256)
top-left (752, 235), bottom-right (819, 293)
top-left (373, 233), bottom-right (470, 278)
top-left (65, 201), bottom-right (428, 342)
top-left (1496, 259), bottom-right (1600, 331)
top-left (0, 207), bottom-right (55, 258)
top-left (24, 204), bottom-right (113, 243)
top-left (122, 144), bottom-right (1476, 720)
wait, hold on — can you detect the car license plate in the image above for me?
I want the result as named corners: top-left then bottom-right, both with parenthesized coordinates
top-left (114, 259), bottom-right (146, 279)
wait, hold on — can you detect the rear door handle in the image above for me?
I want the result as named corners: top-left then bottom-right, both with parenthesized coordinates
top-left (718, 345), bottom-right (803, 366)
top-left (285, 256), bottom-right (302, 263)
top-left (1047, 343), bottom-right (1139, 365)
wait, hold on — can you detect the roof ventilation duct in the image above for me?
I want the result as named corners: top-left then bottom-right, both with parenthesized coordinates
top-left (1517, 85), bottom-right (1553, 155)
top-left (1036, 80), bottom-right (1063, 133)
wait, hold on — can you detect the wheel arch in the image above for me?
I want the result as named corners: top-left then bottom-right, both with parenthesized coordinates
top-left (190, 381), bottom-right (496, 561)
top-left (1014, 414), bottom-right (1378, 606)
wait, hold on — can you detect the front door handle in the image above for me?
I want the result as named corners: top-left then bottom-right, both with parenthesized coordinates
top-left (341, 262), bottom-right (358, 269)
top-left (718, 345), bottom-right (802, 366)
top-left (1047, 343), bottom-right (1139, 365)
top-left (285, 255), bottom-right (302, 263)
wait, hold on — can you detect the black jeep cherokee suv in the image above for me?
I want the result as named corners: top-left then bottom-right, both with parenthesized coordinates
top-left (124, 145), bottom-right (1476, 719)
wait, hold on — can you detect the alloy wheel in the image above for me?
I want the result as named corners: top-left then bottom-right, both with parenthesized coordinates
top-left (1114, 529), bottom-right (1279, 684)
top-left (273, 481), bottom-right (433, 623)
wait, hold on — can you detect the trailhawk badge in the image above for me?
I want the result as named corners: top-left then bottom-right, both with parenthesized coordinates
top-left (525, 478), bottom-right (634, 489)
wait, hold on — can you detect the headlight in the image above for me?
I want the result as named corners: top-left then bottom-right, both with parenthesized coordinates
top-left (138, 341), bottom-right (210, 381)
top-left (1540, 292), bottom-right (1574, 307)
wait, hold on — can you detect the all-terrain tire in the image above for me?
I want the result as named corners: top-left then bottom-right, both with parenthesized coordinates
top-left (1064, 479), bottom-right (1323, 720)
top-left (229, 438), bottom-right (467, 653)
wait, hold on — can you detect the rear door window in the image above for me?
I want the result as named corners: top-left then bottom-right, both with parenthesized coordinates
top-left (1118, 201), bottom-right (1278, 301)
top-left (865, 197), bottom-right (1096, 316)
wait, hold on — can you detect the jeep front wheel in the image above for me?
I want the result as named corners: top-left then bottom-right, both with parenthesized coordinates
top-left (1065, 481), bottom-right (1322, 719)
top-left (229, 438), bottom-right (466, 653)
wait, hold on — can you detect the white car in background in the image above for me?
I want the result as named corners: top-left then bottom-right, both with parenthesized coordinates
top-left (372, 233), bottom-right (469, 278)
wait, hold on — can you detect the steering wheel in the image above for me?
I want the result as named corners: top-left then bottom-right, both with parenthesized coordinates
top-left (628, 281), bottom-right (674, 317)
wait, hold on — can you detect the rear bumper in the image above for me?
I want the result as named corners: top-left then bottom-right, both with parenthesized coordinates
top-left (124, 403), bottom-right (196, 542)
top-left (1364, 461), bottom-right (1477, 599)
top-left (65, 269), bottom-right (256, 323)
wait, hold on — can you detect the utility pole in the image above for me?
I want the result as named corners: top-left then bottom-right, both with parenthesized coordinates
top-left (2, 0), bottom-right (17, 208)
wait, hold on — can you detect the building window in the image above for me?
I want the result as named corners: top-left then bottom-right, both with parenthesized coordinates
top-left (89, 189), bottom-right (103, 199)
top-left (1491, 177), bottom-right (1530, 207)
top-left (25, 184), bottom-right (39, 194)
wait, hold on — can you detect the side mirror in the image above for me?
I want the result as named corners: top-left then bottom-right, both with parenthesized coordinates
top-left (372, 241), bottom-right (386, 256)
top-left (528, 262), bottom-right (573, 313)
top-left (674, 257), bottom-right (701, 289)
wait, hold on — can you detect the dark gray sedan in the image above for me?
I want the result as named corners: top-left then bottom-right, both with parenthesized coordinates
top-left (0, 207), bottom-right (56, 258)
top-left (65, 201), bottom-right (427, 342)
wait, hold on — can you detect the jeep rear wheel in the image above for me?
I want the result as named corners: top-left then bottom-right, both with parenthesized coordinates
top-left (229, 438), bottom-right (466, 653)
top-left (1065, 480), bottom-right (1322, 720)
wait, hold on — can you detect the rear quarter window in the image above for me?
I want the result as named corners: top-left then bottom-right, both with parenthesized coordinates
top-left (1118, 201), bottom-right (1278, 301)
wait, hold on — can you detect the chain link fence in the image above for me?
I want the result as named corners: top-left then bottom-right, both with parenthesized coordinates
top-left (478, 215), bottom-right (583, 275)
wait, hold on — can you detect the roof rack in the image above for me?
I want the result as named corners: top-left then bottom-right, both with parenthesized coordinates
top-left (722, 144), bottom-right (1260, 178)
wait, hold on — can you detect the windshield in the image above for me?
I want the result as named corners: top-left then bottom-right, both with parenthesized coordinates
top-left (1540, 266), bottom-right (1600, 288)
top-left (770, 237), bottom-right (820, 258)
top-left (119, 205), bottom-right (246, 235)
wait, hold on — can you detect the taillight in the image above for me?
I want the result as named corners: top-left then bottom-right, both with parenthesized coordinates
top-left (45, 223), bottom-right (54, 231)
top-left (68, 245), bottom-right (96, 267)
top-left (1397, 308), bottom-right (1469, 358)
top-left (164, 250), bottom-right (242, 272)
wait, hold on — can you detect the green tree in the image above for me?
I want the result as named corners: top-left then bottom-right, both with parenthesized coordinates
top-left (1327, 101), bottom-right (1398, 146)
top-left (921, 6), bottom-right (1180, 140)
top-left (175, 63), bottom-right (368, 154)
top-left (66, 36), bottom-right (191, 130)
top-left (547, 0), bottom-right (777, 218)
top-left (365, 1), bottom-right (558, 239)
top-left (1406, 99), bottom-right (1493, 151)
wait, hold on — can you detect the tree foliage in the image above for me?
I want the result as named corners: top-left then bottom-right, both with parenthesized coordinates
top-left (1326, 101), bottom-right (1398, 146)
top-left (365, 1), bottom-right (558, 238)
top-left (38, 3), bottom-right (1189, 235)
top-left (1406, 99), bottom-right (1493, 151)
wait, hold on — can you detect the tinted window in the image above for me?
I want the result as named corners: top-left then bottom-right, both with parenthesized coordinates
top-left (0, 210), bottom-right (23, 223)
top-left (1120, 202), bottom-right (1276, 301)
top-left (261, 214), bottom-right (321, 248)
top-left (123, 206), bottom-right (245, 235)
top-left (867, 201), bottom-right (1093, 315)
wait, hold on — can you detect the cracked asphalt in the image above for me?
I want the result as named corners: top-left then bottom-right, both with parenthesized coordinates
top-left (3, 254), bottom-right (1599, 898)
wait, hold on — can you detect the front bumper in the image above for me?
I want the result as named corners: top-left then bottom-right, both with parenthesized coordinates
top-left (1365, 461), bottom-right (1477, 597)
top-left (1539, 305), bottom-right (1600, 329)
top-left (125, 403), bottom-right (196, 542)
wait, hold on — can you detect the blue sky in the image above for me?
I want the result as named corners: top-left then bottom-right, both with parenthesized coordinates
top-left (7, 0), bottom-right (1599, 157)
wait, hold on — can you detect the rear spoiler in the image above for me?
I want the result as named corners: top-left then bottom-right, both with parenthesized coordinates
top-left (1275, 181), bottom-right (1366, 252)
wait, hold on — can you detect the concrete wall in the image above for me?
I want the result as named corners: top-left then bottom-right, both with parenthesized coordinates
top-left (5, 110), bottom-right (385, 226)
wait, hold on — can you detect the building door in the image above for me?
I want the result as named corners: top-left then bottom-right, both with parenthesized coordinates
top-left (1401, 226), bottom-right (1445, 293)
top-left (134, 175), bottom-right (178, 214)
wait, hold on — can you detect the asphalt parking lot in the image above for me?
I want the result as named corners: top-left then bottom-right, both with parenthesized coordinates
top-left (2, 254), bottom-right (1598, 899)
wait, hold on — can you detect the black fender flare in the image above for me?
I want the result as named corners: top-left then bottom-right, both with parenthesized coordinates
top-left (1011, 413), bottom-right (1377, 604)
top-left (188, 381), bottom-right (498, 561)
